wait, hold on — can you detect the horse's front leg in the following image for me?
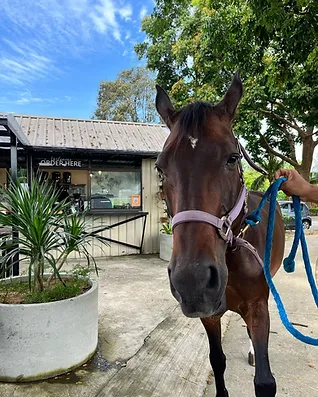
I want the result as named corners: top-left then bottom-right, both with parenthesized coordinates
top-left (201, 317), bottom-right (229, 397)
top-left (241, 300), bottom-right (276, 397)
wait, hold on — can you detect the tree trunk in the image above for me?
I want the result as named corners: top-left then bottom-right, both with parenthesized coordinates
top-left (296, 135), bottom-right (316, 182)
top-left (37, 260), bottom-right (44, 292)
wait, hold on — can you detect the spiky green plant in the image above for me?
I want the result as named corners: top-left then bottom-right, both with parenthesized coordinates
top-left (161, 219), bottom-right (172, 235)
top-left (46, 212), bottom-right (107, 286)
top-left (0, 180), bottom-right (108, 293)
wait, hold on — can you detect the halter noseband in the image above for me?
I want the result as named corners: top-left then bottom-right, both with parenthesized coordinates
top-left (172, 184), bottom-right (247, 244)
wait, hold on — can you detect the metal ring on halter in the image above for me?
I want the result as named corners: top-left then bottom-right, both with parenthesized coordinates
top-left (218, 216), bottom-right (232, 242)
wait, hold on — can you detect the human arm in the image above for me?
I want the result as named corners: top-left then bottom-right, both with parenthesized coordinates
top-left (275, 168), bottom-right (318, 203)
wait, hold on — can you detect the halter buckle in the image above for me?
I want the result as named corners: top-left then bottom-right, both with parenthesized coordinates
top-left (219, 216), bottom-right (232, 241)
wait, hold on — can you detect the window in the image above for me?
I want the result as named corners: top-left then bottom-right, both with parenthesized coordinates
top-left (90, 170), bottom-right (141, 210)
top-left (279, 203), bottom-right (289, 212)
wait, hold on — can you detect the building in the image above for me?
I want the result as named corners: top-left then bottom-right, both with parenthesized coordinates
top-left (0, 113), bottom-right (169, 260)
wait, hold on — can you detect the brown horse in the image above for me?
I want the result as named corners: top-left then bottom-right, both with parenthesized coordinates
top-left (155, 72), bottom-right (285, 397)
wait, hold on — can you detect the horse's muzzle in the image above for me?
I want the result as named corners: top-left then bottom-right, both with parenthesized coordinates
top-left (179, 293), bottom-right (227, 318)
top-left (168, 260), bottom-right (228, 318)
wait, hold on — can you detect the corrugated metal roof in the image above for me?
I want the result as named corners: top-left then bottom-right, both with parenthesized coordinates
top-left (1, 113), bottom-right (169, 154)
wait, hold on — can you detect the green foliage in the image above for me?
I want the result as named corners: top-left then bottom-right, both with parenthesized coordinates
top-left (282, 213), bottom-right (293, 229)
top-left (0, 179), bottom-right (107, 293)
top-left (244, 156), bottom-right (288, 199)
top-left (248, 153), bottom-right (285, 190)
top-left (244, 168), bottom-right (269, 191)
top-left (137, 0), bottom-right (318, 180)
top-left (309, 206), bottom-right (318, 216)
top-left (310, 172), bottom-right (318, 184)
top-left (0, 278), bottom-right (89, 304)
top-left (277, 190), bottom-right (289, 201)
top-left (71, 264), bottom-right (91, 279)
top-left (94, 66), bottom-right (159, 123)
top-left (23, 279), bottom-right (88, 304)
top-left (161, 220), bottom-right (173, 235)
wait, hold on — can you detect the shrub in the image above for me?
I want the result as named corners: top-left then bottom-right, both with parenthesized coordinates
top-left (0, 179), bottom-right (108, 293)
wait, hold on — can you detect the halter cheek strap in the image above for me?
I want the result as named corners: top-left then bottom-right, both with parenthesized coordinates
top-left (172, 184), bottom-right (248, 244)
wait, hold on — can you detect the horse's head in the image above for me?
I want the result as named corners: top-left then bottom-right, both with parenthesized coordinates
top-left (156, 72), bottom-right (244, 318)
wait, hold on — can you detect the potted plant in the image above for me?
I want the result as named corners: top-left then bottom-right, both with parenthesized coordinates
top-left (159, 219), bottom-right (173, 261)
top-left (0, 180), bottom-right (107, 382)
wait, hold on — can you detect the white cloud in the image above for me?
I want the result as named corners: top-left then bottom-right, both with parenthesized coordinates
top-left (125, 31), bottom-right (131, 40)
top-left (0, 0), bottom-right (134, 85)
top-left (14, 91), bottom-right (55, 105)
top-left (0, 40), bottom-right (60, 86)
top-left (0, 90), bottom-right (72, 106)
top-left (119, 4), bottom-right (133, 21)
top-left (139, 6), bottom-right (148, 19)
top-left (90, 0), bottom-right (119, 35)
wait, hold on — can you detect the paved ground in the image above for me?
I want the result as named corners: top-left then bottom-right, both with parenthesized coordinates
top-left (0, 234), bottom-right (317, 396)
top-left (311, 216), bottom-right (318, 231)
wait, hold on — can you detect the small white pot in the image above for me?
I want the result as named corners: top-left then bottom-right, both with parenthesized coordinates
top-left (159, 233), bottom-right (173, 262)
top-left (0, 275), bottom-right (98, 382)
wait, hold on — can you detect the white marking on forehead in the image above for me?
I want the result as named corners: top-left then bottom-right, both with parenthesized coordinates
top-left (189, 136), bottom-right (198, 149)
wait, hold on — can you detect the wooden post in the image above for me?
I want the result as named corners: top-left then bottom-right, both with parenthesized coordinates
top-left (10, 132), bottom-right (19, 276)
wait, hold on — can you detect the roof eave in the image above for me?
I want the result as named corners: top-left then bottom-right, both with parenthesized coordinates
top-left (0, 115), bottom-right (30, 147)
top-left (29, 145), bottom-right (161, 157)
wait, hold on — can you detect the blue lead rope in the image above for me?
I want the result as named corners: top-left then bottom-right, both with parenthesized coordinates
top-left (245, 177), bottom-right (318, 346)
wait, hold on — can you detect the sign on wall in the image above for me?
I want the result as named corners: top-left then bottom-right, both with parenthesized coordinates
top-left (39, 157), bottom-right (84, 168)
top-left (131, 195), bottom-right (141, 207)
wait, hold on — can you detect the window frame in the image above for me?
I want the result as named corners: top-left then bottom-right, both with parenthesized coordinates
top-left (88, 166), bottom-right (143, 214)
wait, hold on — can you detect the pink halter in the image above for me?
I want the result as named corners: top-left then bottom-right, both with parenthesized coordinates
top-left (172, 185), bottom-right (247, 244)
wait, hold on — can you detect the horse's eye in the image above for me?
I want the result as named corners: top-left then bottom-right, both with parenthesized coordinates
top-left (227, 154), bottom-right (240, 165)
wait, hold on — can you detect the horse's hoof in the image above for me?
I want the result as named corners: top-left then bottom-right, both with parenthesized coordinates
top-left (248, 351), bottom-right (255, 366)
top-left (216, 391), bottom-right (229, 397)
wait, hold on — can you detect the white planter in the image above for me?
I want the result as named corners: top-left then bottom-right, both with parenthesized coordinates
top-left (0, 275), bottom-right (98, 382)
top-left (159, 233), bottom-right (173, 262)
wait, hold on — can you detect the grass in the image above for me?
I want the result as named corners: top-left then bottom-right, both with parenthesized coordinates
top-left (0, 278), bottom-right (90, 304)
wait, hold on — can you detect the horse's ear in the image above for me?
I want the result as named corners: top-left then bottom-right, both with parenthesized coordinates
top-left (155, 85), bottom-right (175, 127)
top-left (218, 70), bottom-right (243, 119)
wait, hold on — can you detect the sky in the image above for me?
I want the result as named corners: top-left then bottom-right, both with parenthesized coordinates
top-left (0, 0), bottom-right (154, 119)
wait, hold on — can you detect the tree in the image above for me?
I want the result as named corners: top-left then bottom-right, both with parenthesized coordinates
top-left (250, 154), bottom-right (284, 190)
top-left (94, 67), bottom-right (159, 123)
top-left (135, 0), bottom-right (318, 180)
top-left (243, 160), bottom-right (288, 200)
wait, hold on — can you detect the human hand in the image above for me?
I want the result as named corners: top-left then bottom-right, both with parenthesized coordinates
top-left (275, 169), bottom-right (313, 201)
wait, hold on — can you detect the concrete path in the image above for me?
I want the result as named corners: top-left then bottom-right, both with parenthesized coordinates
top-left (97, 310), bottom-right (229, 397)
top-left (311, 216), bottom-right (318, 231)
top-left (0, 235), bottom-right (317, 397)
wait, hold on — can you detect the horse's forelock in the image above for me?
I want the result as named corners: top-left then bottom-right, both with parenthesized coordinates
top-left (165, 101), bottom-right (228, 153)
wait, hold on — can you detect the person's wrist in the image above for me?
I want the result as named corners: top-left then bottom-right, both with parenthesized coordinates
top-left (302, 183), bottom-right (315, 202)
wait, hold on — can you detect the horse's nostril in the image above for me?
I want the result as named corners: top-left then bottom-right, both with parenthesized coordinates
top-left (168, 268), bottom-right (172, 278)
top-left (206, 266), bottom-right (219, 290)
